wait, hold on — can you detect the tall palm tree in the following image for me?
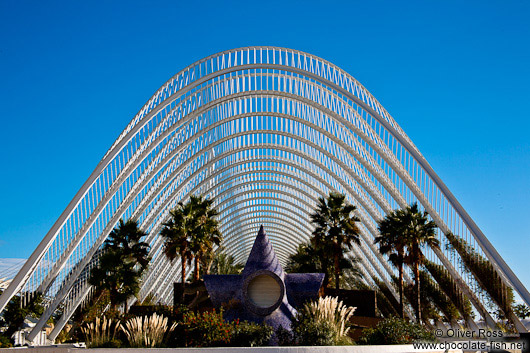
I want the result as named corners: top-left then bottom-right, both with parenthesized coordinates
top-left (89, 219), bottom-right (150, 312)
top-left (375, 208), bottom-right (407, 319)
top-left (188, 195), bottom-right (222, 281)
top-left (401, 203), bottom-right (439, 323)
top-left (161, 203), bottom-right (194, 299)
top-left (161, 195), bottom-right (222, 300)
top-left (310, 192), bottom-right (361, 291)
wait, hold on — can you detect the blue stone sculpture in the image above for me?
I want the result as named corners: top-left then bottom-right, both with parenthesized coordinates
top-left (204, 225), bottom-right (324, 331)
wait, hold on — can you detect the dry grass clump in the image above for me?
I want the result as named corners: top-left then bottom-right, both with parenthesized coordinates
top-left (81, 316), bottom-right (121, 348)
top-left (303, 296), bottom-right (356, 338)
top-left (122, 312), bottom-right (177, 347)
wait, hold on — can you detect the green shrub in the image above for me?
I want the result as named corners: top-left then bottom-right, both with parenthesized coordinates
top-left (357, 317), bottom-right (435, 345)
top-left (288, 296), bottom-right (355, 346)
top-left (276, 325), bottom-right (294, 346)
top-left (180, 309), bottom-right (233, 347)
top-left (0, 334), bottom-right (13, 348)
top-left (174, 310), bottom-right (273, 347)
top-left (292, 318), bottom-right (336, 346)
top-left (92, 339), bottom-right (122, 348)
top-left (231, 320), bottom-right (273, 346)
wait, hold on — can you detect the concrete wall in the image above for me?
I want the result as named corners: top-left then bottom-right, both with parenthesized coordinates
top-left (0, 345), bottom-right (461, 353)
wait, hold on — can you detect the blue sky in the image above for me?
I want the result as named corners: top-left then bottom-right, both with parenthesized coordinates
top-left (0, 1), bottom-right (529, 291)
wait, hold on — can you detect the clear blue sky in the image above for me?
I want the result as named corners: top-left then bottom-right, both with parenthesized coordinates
top-left (1, 1), bottom-right (529, 291)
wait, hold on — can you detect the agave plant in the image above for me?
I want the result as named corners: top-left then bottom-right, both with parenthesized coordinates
top-left (80, 316), bottom-right (121, 348)
top-left (302, 296), bottom-right (356, 339)
top-left (122, 313), bottom-right (177, 348)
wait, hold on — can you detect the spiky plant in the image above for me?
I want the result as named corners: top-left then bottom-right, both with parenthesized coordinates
top-left (122, 313), bottom-right (177, 348)
top-left (80, 316), bottom-right (121, 348)
top-left (301, 296), bottom-right (356, 340)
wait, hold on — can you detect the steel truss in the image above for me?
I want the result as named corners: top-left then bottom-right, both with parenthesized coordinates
top-left (1, 46), bottom-right (528, 342)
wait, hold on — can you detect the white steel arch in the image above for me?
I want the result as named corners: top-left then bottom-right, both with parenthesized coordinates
top-left (2, 46), bottom-right (528, 341)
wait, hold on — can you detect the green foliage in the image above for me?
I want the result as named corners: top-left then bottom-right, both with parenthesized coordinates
top-left (276, 325), bottom-right (294, 346)
top-left (357, 317), bottom-right (435, 345)
top-left (424, 260), bottom-right (473, 320)
top-left (0, 334), bottom-right (13, 348)
top-left (130, 304), bottom-right (177, 320)
top-left (401, 277), bottom-right (439, 323)
top-left (376, 290), bottom-right (399, 318)
top-left (209, 247), bottom-right (243, 275)
top-left (2, 292), bottom-right (44, 338)
top-left (162, 195), bottom-right (222, 290)
top-left (231, 321), bottom-right (273, 347)
top-left (180, 309), bottom-right (233, 347)
top-left (83, 290), bottom-right (112, 323)
top-left (161, 205), bottom-right (193, 287)
top-left (514, 303), bottom-right (530, 319)
top-left (375, 206), bottom-right (408, 318)
top-left (167, 307), bottom-right (272, 347)
top-left (419, 270), bottom-right (460, 322)
top-left (446, 233), bottom-right (514, 322)
top-left (292, 318), bottom-right (336, 346)
top-left (89, 219), bottom-right (150, 311)
top-left (188, 196), bottom-right (222, 281)
top-left (372, 277), bottom-right (401, 317)
top-left (286, 243), bottom-right (322, 273)
top-left (286, 242), bottom-right (362, 290)
top-left (76, 306), bottom-right (274, 348)
top-left (375, 203), bottom-right (439, 322)
top-left (287, 296), bottom-right (355, 346)
top-left (310, 192), bottom-right (361, 290)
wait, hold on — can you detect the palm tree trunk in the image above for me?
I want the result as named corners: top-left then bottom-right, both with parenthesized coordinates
top-left (399, 261), bottom-right (404, 319)
top-left (322, 271), bottom-right (330, 290)
top-left (319, 249), bottom-right (329, 289)
top-left (181, 252), bottom-right (186, 302)
top-left (415, 256), bottom-right (421, 323)
top-left (194, 255), bottom-right (200, 282)
top-left (334, 243), bottom-right (340, 291)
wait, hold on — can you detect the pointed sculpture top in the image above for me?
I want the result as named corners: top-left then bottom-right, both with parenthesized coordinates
top-left (241, 225), bottom-right (283, 277)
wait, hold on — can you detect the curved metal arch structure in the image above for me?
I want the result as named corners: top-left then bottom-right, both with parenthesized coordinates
top-left (2, 46), bottom-right (529, 341)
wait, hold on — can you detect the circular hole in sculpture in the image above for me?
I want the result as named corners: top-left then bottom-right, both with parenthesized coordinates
top-left (247, 274), bottom-right (282, 308)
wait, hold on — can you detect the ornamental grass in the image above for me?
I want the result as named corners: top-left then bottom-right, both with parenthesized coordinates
top-left (122, 313), bottom-right (177, 348)
top-left (80, 316), bottom-right (121, 348)
top-left (302, 296), bottom-right (356, 339)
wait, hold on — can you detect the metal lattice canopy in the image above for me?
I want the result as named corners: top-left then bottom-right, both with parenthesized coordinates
top-left (1, 47), bottom-right (528, 341)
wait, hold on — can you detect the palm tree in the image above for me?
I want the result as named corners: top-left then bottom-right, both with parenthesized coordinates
top-left (209, 247), bottom-right (244, 275)
top-left (188, 195), bottom-right (222, 281)
top-left (375, 208), bottom-right (407, 318)
top-left (161, 195), bottom-right (222, 301)
top-left (161, 203), bottom-right (193, 300)
top-left (310, 192), bottom-right (361, 291)
top-left (89, 219), bottom-right (150, 312)
top-left (285, 243), bottom-right (323, 274)
top-left (401, 203), bottom-right (439, 323)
